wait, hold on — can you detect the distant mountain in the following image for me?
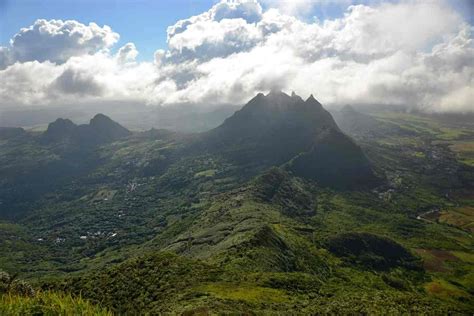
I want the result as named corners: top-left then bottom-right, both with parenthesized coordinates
top-left (42, 118), bottom-right (77, 142)
top-left (204, 91), bottom-right (378, 188)
top-left (332, 105), bottom-right (406, 139)
top-left (0, 127), bottom-right (26, 139)
top-left (334, 106), bottom-right (474, 142)
top-left (334, 105), bottom-right (380, 135)
top-left (0, 103), bottom-right (240, 133)
top-left (43, 113), bottom-right (131, 145)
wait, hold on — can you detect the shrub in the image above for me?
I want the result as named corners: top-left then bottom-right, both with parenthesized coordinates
top-left (0, 271), bottom-right (35, 297)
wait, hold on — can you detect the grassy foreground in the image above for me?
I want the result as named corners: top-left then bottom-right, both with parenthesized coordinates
top-left (0, 270), bottom-right (110, 316)
top-left (0, 292), bottom-right (111, 316)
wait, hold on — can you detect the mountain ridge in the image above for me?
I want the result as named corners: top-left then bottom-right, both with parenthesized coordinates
top-left (42, 113), bottom-right (131, 145)
top-left (204, 91), bottom-right (378, 188)
top-left (0, 93), bottom-right (473, 314)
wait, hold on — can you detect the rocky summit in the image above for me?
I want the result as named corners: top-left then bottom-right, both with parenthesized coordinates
top-left (205, 91), bottom-right (378, 188)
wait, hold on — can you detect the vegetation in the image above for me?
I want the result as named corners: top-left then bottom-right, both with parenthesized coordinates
top-left (325, 232), bottom-right (422, 270)
top-left (0, 271), bottom-right (110, 315)
top-left (0, 292), bottom-right (112, 316)
top-left (0, 95), bottom-right (473, 314)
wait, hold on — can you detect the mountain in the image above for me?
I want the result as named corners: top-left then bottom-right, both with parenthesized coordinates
top-left (0, 114), bottom-right (130, 219)
top-left (42, 118), bottom-right (77, 142)
top-left (0, 127), bottom-right (26, 139)
top-left (333, 105), bottom-right (379, 136)
top-left (1, 94), bottom-right (473, 314)
top-left (205, 91), bottom-right (378, 188)
top-left (43, 113), bottom-right (131, 145)
top-left (332, 105), bottom-right (411, 140)
top-left (287, 127), bottom-right (379, 188)
top-left (0, 103), bottom-right (240, 133)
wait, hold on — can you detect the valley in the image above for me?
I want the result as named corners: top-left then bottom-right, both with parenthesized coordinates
top-left (1, 92), bottom-right (473, 314)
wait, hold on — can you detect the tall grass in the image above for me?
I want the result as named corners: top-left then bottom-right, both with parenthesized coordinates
top-left (0, 291), bottom-right (112, 316)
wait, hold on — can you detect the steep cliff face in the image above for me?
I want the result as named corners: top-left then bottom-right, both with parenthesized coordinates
top-left (205, 91), bottom-right (378, 188)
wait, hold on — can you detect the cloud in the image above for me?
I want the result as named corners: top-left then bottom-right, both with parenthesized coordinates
top-left (168, 0), bottom-right (262, 39)
top-left (260, 0), bottom-right (337, 17)
top-left (213, 0), bottom-right (263, 22)
top-left (0, 61), bottom-right (62, 105)
top-left (165, 0), bottom-right (263, 63)
top-left (50, 68), bottom-right (104, 96)
top-left (155, 0), bottom-right (472, 112)
top-left (338, 2), bottom-right (461, 54)
top-left (116, 43), bottom-right (139, 63)
top-left (0, 0), bottom-right (472, 113)
top-left (0, 19), bottom-right (119, 69)
top-left (0, 51), bottom-right (158, 106)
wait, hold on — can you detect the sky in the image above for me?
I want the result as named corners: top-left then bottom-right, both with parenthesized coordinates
top-left (1, 0), bottom-right (424, 61)
top-left (0, 0), bottom-right (473, 112)
top-left (0, 0), bottom-right (214, 61)
top-left (2, 0), bottom-right (471, 61)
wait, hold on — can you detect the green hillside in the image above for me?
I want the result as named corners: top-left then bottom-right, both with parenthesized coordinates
top-left (0, 92), bottom-right (473, 314)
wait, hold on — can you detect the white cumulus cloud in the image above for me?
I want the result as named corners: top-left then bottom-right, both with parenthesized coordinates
top-left (0, 0), bottom-right (472, 113)
top-left (116, 43), bottom-right (139, 63)
top-left (0, 19), bottom-right (119, 69)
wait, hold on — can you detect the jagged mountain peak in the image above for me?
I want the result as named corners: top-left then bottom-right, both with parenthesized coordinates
top-left (42, 114), bottom-right (130, 146)
top-left (305, 94), bottom-right (322, 107)
top-left (214, 91), bottom-right (337, 137)
top-left (43, 118), bottom-right (77, 141)
top-left (204, 92), bottom-right (378, 188)
top-left (89, 113), bottom-right (131, 138)
top-left (239, 90), bottom-right (326, 115)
